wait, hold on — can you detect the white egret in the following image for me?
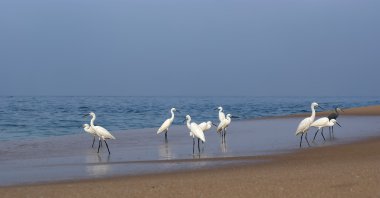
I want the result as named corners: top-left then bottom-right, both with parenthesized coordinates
top-left (184, 115), bottom-right (206, 154)
top-left (311, 118), bottom-right (341, 141)
top-left (295, 102), bottom-right (323, 148)
top-left (327, 107), bottom-right (344, 138)
top-left (84, 112), bottom-right (116, 155)
top-left (157, 108), bottom-right (178, 141)
top-left (217, 114), bottom-right (238, 143)
top-left (82, 124), bottom-right (98, 148)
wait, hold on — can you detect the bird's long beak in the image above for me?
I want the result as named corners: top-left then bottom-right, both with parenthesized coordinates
top-left (318, 106), bottom-right (325, 110)
top-left (176, 110), bottom-right (181, 113)
top-left (182, 119), bottom-right (186, 123)
top-left (83, 114), bottom-right (89, 118)
top-left (213, 108), bottom-right (218, 110)
top-left (212, 122), bottom-right (217, 127)
top-left (231, 116), bottom-right (240, 119)
top-left (341, 108), bottom-right (345, 112)
top-left (336, 122), bottom-right (342, 127)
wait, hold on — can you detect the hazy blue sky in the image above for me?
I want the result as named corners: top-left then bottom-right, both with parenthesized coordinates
top-left (1, 0), bottom-right (379, 96)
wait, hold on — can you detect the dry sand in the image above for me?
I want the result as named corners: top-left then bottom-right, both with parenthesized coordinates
top-left (1, 105), bottom-right (380, 198)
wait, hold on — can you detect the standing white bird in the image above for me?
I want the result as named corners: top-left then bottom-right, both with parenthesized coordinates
top-left (217, 114), bottom-right (238, 143)
top-left (295, 102), bottom-right (322, 148)
top-left (157, 108), bottom-right (178, 141)
top-left (216, 106), bottom-right (226, 122)
top-left (185, 115), bottom-right (206, 154)
top-left (84, 112), bottom-right (116, 155)
top-left (311, 118), bottom-right (341, 141)
top-left (82, 123), bottom-right (98, 148)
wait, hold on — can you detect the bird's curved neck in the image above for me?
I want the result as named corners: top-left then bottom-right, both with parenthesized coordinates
top-left (310, 106), bottom-right (316, 120)
top-left (90, 115), bottom-right (96, 127)
top-left (186, 119), bottom-right (191, 129)
top-left (170, 110), bottom-right (175, 120)
top-left (335, 109), bottom-right (340, 115)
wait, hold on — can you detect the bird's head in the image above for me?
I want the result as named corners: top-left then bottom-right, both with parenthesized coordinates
top-left (83, 124), bottom-right (89, 128)
top-left (336, 107), bottom-right (344, 112)
top-left (183, 115), bottom-right (191, 123)
top-left (312, 102), bottom-right (319, 108)
top-left (171, 108), bottom-right (180, 113)
top-left (331, 119), bottom-right (342, 127)
top-left (226, 114), bottom-right (232, 118)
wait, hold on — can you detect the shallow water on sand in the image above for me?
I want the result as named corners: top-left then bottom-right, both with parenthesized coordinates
top-left (0, 115), bottom-right (380, 186)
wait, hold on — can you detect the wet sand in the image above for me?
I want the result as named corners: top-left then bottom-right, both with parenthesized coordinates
top-left (1, 105), bottom-right (380, 197)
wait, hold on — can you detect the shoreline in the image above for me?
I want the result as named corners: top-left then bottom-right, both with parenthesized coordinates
top-left (1, 105), bottom-right (380, 197)
top-left (1, 136), bottom-right (380, 197)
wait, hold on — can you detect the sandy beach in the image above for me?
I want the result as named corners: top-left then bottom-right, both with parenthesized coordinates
top-left (1, 105), bottom-right (380, 197)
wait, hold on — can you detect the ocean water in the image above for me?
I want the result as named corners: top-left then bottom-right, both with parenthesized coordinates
top-left (0, 96), bottom-right (379, 141)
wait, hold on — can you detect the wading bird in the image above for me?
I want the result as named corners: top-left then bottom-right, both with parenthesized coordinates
top-left (295, 102), bottom-right (323, 148)
top-left (82, 123), bottom-right (98, 148)
top-left (311, 118), bottom-right (341, 141)
top-left (157, 108), bottom-right (178, 141)
top-left (217, 114), bottom-right (238, 143)
top-left (84, 112), bottom-right (115, 155)
top-left (184, 115), bottom-right (205, 154)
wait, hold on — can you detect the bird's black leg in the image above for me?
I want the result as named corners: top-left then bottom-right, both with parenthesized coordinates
top-left (305, 133), bottom-right (311, 147)
top-left (165, 130), bottom-right (168, 141)
top-left (332, 126), bottom-right (334, 139)
top-left (313, 129), bottom-right (319, 142)
top-left (97, 139), bottom-right (101, 153)
top-left (104, 140), bottom-right (111, 155)
top-left (92, 136), bottom-right (95, 148)
top-left (321, 128), bottom-right (326, 141)
top-left (300, 133), bottom-right (304, 148)
top-left (193, 138), bottom-right (195, 154)
top-left (329, 127), bottom-right (332, 139)
top-left (198, 139), bottom-right (200, 153)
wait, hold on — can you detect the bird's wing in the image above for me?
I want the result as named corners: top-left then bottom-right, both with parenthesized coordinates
top-left (295, 117), bottom-right (311, 135)
top-left (94, 126), bottom-right (115, 139)
top-left (190, 123), bottom-right (205, 142)
top-left (217, 121), bottom-right (224, 132)
top-left (157, 119), bottom-right (171, 134)
top-left (311, 117), bottom-right (329, 127)
top-left (198, 122), bottom-right (207, 131)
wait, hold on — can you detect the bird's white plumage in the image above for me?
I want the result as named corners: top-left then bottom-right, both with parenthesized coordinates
top-left (295, 102), bottom-right (319, 135)
top-left (93, 125), bottom-right (115, 140)
top-left (312, 118), bottom-right (338, 128)
top-left (83, 124), bottom-right (96, 136)
top-left (185, 115), bottom-right (205, 142)
top-left (217, 107), bottom-right (225, 122)
top-left (157, 108), bottom-right (176, 134)
top-left (88, 112), bottom-right (116, 140)
top-left (198, 121), bottom-right (212, 132)
top-left (217, 114), bottom-right (232, 133)
top-left (310, 117), bottom-right (329, 128)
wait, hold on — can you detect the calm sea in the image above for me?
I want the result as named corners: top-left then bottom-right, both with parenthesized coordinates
top-left (0, 96), bottom-right (379, 141)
